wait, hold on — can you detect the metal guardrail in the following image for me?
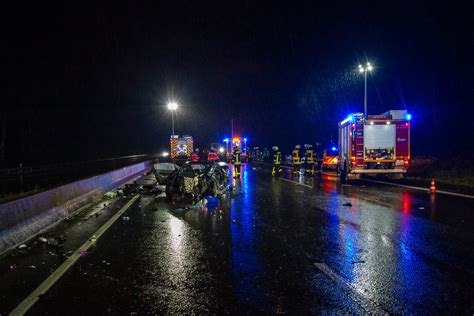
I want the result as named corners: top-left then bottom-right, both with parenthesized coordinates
top-left (0, 154), bottom-right (159, 197)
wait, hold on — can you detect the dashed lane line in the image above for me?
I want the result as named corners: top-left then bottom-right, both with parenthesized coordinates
top-left (279, 177), bottom-right (313, 189)
top-left (314, 262), bottom-right (388, 314)
top-left (9, 195), bottom-right (140, 316)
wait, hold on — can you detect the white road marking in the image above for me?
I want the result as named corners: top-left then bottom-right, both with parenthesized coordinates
top-left (363, 179), bottom-right (474, 199)
top-left (9, 195), bottom-right (140, 316)
top-left (314, 262), bottom-right (388, 314)
top-left (280, 177), bottom-right (313, 188)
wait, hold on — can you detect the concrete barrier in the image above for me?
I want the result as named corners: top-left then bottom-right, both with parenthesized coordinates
top-left (0, 160), bottom-right (153, 255)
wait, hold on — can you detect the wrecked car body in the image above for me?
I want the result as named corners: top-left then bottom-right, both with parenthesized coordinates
top-left (161, 161), bottom-right (230, 200)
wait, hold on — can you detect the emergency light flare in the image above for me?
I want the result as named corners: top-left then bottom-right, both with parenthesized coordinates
top-left (340, 115), bottom-right (354, 125)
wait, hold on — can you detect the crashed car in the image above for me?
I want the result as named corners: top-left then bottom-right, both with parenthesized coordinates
top-left (153, 162), bottom-right (180, 185)
top-left (163, 161), bottom-right (230, 199)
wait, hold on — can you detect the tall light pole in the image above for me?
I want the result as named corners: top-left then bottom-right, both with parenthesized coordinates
top-left (167, 102), bottom-right (178, 136)
top-left (358, 62), bottom-right (373, 116)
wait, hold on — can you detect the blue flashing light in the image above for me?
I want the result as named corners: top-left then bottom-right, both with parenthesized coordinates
top-left (348, 115), bottom-right (353, 122)
top-left (223, 138), bottom-right (229, 142)
top-left (243, 137), bottom-right (247, 142)
top-left (406, 113), bottom-right (412, 121)
top-left (331, 146), bottom-right (337, 151)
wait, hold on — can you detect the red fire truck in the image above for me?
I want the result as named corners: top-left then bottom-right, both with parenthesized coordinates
top-left (170, 135), bottom-right (193, 159)
top-left (338, 110), bottom-right (411, 182)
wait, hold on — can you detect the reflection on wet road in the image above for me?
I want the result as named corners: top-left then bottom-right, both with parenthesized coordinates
top-left (4, 163), bottom-right (474, 314)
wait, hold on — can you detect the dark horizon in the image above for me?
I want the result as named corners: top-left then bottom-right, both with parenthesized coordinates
top-left (6, 1), bottom-right (473, 166)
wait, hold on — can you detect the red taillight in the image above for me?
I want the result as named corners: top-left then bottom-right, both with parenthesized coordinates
top-left (405, 122), bottom-right (410, 127)
top-left (404, 159), bottom-right (409, 168)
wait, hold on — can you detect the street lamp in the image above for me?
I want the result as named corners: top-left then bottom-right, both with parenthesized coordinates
top-left (167, 102), bottom-right (179, 136)
top-left (358, 62), bottom-right (373, 116)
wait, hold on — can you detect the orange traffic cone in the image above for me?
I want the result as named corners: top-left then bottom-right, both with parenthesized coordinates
top-left (429, 178), bottom-right (436, 194)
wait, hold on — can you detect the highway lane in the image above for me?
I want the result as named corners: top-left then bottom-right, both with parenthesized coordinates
top-left (2, 163), bottom-right (473, 314)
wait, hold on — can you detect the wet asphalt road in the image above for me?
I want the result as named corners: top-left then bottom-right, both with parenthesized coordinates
top-left (1, 163), bottom-right (474, 314)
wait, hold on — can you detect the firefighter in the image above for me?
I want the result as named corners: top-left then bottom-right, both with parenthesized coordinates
top-left (292, 145), bottom-right (301, 174)
top-left (304, 144), bottom-right (315, 175)
top-left (271, 146), bottom-right (282, 177)
top-left (232, 146), bottom-right (242, 178)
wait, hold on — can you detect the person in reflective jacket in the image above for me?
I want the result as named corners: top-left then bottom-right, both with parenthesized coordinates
top-left (292, 145), bottom-right (301, 174)
top-left (272, 146), bottom-right (282, 177)
top-left (232, 146), bottom-right (242, 178)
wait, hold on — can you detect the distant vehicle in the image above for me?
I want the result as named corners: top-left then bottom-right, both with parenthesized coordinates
top-left (210, 143), bottom-right (226, 159)
top-left (229, 137), bottom-right (249, 162)
top-left (164, 161), bottom-right (231, 199)
top-left (207, 148), bottom-right (220, 162)
top-left (250, 147), bottom-right (263, 161)
top-left (170, 135), bottom-right (193, 159)
top-left (338, 110), bottom-right (411, 183)
top-left (321, 146), bottom-right (339, 171)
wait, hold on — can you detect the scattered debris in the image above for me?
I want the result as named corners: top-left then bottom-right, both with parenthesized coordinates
top-left (80, 250), bottom-right (89, 257)
top-left (104, 191), bottom-right (116, 199)
top-left (47, 238), bottom-right (60, 247)
top-left (38, 237), bottom-right (48, 243)
top-left (9, 264), bottom-right (17, 271)
top-left (45, 235), bottom-right (66, 248)
top-left (122, 216), bottom-right (130, 221)
top-left (123, 182), bottom-right (140, 196)
top-left (418, 206), bottom-right (425, 210)
top-left (232, 219), bottom-right (237, 224)
top-left (28, 265), bottom-right (36, 269)
top-left (18, 244), bottom-right (27, 249)
top-left (48, 251), bottom-right (58, 256)
top-left (90, 235), bottom-right (97, 243)
top-left (343, 202), bottom-right (352, 207)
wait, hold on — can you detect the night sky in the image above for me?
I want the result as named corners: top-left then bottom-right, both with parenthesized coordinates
top-left (7, 1), bottom-right (473, 166)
